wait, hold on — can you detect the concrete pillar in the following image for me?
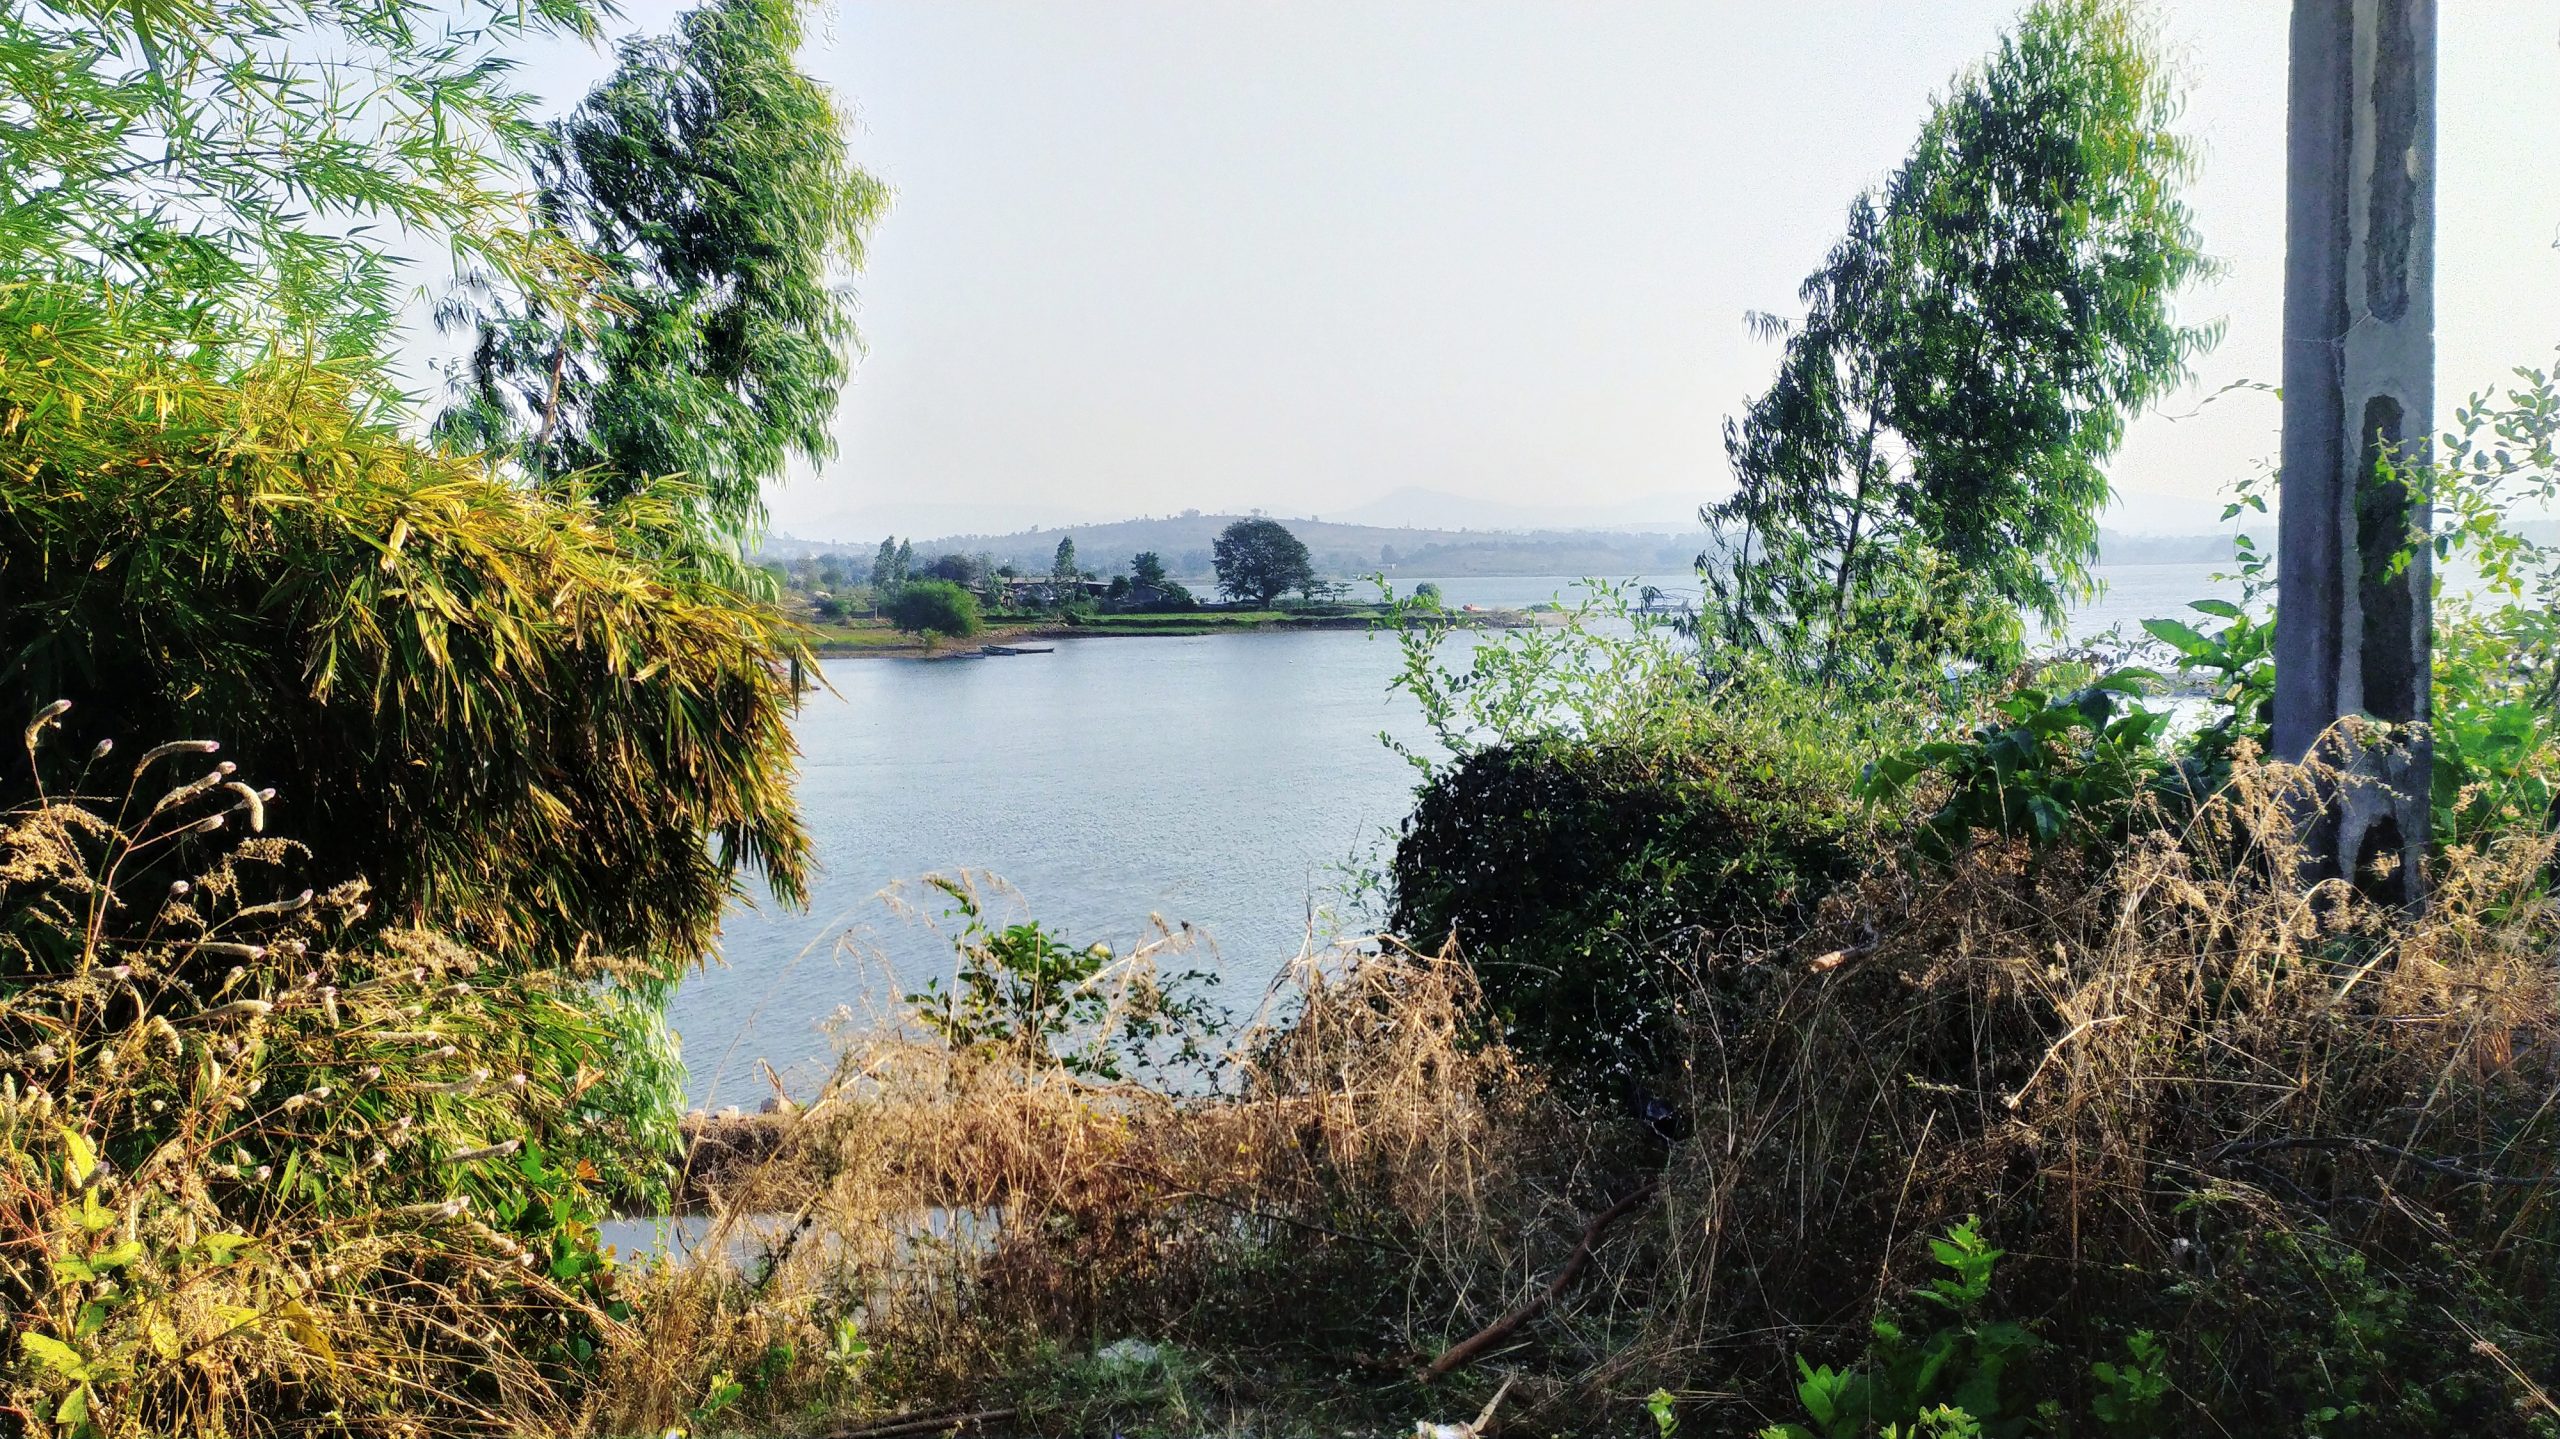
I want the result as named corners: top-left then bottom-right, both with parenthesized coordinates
top-left (2272, 0), bottom-right (2434, 903)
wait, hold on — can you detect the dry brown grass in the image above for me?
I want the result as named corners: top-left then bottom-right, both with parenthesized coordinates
top-left (601, 752), bottom-right (2560, 1434)
top-left (599, 941), bottom-right (1624, 1434)
top-left (2, 720), bottom-right (657, 1439)
top-left (1592, 746), bottom-right (2560, 1424)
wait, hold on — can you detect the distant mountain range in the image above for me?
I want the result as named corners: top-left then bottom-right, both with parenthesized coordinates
top-left (758, 507), bottom-right (2236, 582)
top-left (1327, 486), bottom-right (1701, 533)
top-left (769, 485), bottom-right (1699, 545)
top-left (760, 511), bottom-right (1703, 581)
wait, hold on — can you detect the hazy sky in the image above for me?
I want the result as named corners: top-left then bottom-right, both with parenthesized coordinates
top-left (474, 2), bottom-right (2560, 541)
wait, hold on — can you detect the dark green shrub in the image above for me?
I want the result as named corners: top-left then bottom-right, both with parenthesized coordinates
top-left (1388, 730), bottom-right (1867, 1103)
top-left (1134, 579), bottom-right (1199, 612)
top-left (882, 579), bottom-right (985, 643)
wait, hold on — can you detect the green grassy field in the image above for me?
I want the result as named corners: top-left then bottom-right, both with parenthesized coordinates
top-left (805, 620), bottom-right (927, 650)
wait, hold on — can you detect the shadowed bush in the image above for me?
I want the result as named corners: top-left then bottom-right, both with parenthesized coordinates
top-left (1390, 731), bottom-right (1869, 1105)
top-left (1619, 749), bottom-right (2560, 1435)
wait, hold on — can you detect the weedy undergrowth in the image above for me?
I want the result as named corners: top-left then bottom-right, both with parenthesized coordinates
top-left (1, 704), bottom-right (655, 1437)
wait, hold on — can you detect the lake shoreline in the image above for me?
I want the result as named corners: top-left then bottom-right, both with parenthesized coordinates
top-left (808, 606), bottom-right (1553, 657)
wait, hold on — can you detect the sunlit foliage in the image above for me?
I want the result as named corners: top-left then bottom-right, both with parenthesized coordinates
top-left (435, 0), bottom-right (887, 539)
top-left (1706, 0), bottom-right (2214, 685)
top-left (0, 0), bottom-right (601, 363)
top-left (2, 721), bottom-right (664, 1437)
top-left (0, 286), bottom-right (809, 978)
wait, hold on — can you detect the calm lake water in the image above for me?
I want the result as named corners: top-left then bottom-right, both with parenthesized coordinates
top-left (669, 562), bottom-right (2235, 1106)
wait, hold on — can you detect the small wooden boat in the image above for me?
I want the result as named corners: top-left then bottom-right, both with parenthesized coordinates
top-left (980, 644), bottom-right (1055, 656)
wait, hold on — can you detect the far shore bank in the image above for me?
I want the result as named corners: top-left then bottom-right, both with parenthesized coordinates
top-left (806, 605), bottom-right (1558, 657)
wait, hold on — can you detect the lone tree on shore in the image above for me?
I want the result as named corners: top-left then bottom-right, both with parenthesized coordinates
top-left (1213, 517), bottom-right (1317, 606)
top-left (883, 580), bottom-right (983, 647)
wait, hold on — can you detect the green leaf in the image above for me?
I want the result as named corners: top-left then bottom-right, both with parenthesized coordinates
top-left (61, 1129), bottom-right (97, 1187)
top-left (22, 1332), bottom-right (90, 1382)
top-left (77, 1189), bottom-right (116, 1233)
top-left (197, 1232), bottom-right (256, 1262)
top-left (2188, 598), bottom-right (2244, 618)
top-left (2140, 617), bottom-right (2215, 657)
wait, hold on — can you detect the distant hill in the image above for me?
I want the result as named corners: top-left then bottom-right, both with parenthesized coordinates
top-left (758, 514), bottom-right (2237, 582)
top-left (1331, 486), bottom-right (1700, 534)
top-left (2096, 531), bottom-right (2239, 564)
top-left (761, 511), bottom-right (1703, 582)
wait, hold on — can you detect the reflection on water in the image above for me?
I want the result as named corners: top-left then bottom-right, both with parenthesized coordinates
top-left (669, 563), bottom-right (2239, 1103)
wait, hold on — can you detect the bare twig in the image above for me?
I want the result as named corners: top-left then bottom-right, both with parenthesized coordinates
top-left (2004, 1014), bottom-right (2126, 1110)
top-left (1425, 1181), bottom-right (1657, 1378)
top-left (825, 1406), bottom-right (1019, 1439)
top-left (2206, 1134), bottom-right (2560, 1189)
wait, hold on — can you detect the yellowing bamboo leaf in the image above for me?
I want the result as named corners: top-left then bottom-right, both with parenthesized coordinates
top-left (60, 1129), bottom-right (96, 1187)
top-left (199, 1232), bottom-right (255, 1262)
top-left (278, 1297), bottom-right (337, 1366)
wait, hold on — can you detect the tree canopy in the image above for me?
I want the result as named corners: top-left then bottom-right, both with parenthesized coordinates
top-left (884, 580), bottom-right (985, 644)
top-left (1213, 518), bottom-right (1318, 606)
top-left (0, 0), bottom-right (857, 976)
top-left (1704, 0), bottom-right (2212, 683)
top-left (0, 0), bottom-right (602, 366)
top-left (0, 5), bottom-right (868, 1431)
top-left (0, 0), bottom-right (849, 1186)
top-left (436, 0), bottom-right (887, 540)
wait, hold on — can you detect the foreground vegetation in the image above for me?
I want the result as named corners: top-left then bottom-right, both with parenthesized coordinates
top-left (621, 345), bottom-right (2560, 1426)
top-left (605, 749), bottom-right (2560, 1438)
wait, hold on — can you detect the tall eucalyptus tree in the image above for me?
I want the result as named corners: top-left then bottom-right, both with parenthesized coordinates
top-left (437, 0), bottom-right (888, 540)
top-left (1705, 0), bottom-right (2215, 685)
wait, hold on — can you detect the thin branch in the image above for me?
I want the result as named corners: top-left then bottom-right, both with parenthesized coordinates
top-left (2003, 1014), bottom-right (2126, 1110)
top-left (825, 1407), bottom-right (1018, 1439)
top-left (2206, 1134), bottom-right (2560, 1189)
top-left (1424, 1179), bottom-right (1657, 1378)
